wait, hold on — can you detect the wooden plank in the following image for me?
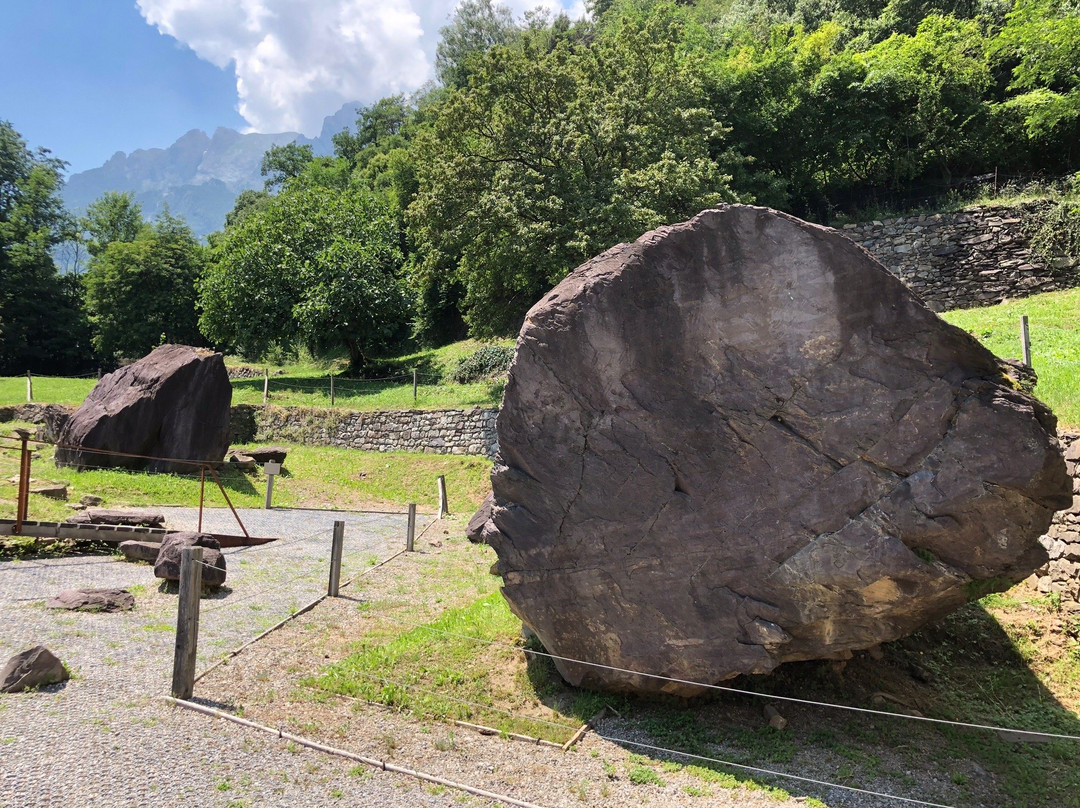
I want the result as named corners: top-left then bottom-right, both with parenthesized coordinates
top-left (171, 545), bottom-right (203, 699)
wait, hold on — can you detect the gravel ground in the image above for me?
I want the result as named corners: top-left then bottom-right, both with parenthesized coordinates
top-left (0, 507), bottom-right (472, 808)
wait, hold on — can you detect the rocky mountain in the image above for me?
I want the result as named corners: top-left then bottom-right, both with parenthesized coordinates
top-left (62, 102), bottom-right (362, 238)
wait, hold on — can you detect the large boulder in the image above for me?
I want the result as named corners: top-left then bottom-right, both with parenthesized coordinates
top-left (480, 206), bottom-right (1072, 695)
top-left (154, 532), bottom-right (227, 588)
top-left (54, 345), bottom-right (231, 474)
top-left (0, 646), bottom-right (69, 693)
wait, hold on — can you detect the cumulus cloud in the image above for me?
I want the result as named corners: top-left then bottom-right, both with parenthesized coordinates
top-left (137, 0), bottom-right (586, 136)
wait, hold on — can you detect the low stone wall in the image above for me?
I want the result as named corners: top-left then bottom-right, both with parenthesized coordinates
top-left (841, 205), bottom-right (1078, 311)
top-left (230, 404), bottom-right (499, 458)
top-left (1036, 432), bottom-right (1080, 600)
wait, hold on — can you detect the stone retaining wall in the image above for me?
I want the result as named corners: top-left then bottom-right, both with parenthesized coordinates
top-left (841, 205), bottom-right (1078, 311)
top-left (230, 404), bottom-right (500, 458)
top-left (1035, 432), bottom-right (1080, 600)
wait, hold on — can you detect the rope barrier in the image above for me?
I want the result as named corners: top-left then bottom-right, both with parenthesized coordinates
top-left (366, 613), bottom-right (1080, 743)
top-left (601, 735), bottom-right (958, 808)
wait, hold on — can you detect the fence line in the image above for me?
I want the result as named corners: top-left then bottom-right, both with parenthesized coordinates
top-left (365, 612), bottom-right (1080, 743)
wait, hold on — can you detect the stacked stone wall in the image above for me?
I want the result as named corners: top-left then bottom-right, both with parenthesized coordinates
top-left (841, 205), bottom-right (1078, 311)
top-left (234, 405), bottom-right (500, 459)
top-left (1036, 432), bottom-right (1080, 600)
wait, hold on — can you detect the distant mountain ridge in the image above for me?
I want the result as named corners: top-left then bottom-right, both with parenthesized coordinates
top-left (62, 102), bottom-right (362, 238)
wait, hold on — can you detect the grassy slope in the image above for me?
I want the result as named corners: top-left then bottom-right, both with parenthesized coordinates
top-left (0, 429), bottom-right (492, 524)
top-left (941, 287), bottom-right (1080, 428)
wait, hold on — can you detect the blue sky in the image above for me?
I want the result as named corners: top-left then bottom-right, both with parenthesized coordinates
top-left (3, 0), bottom-right (584, 177)
top-left (2, 2), bottom-right (244, 174)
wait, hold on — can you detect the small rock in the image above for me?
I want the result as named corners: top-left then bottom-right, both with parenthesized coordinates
top-left (30, 484), bottom-right (67, 500)
top-left (66, 503), bottom-right (87, 511)
top-left (118, 540), bottom-right (162, 563)
top-left (429, 539), bottom-right (443, 548)
top-left (46, 588), bottom-right (135, 612)
top-left (764, 705), bottom-right (787, 730)
top-left (0, 646), bottom-right (69, 693)
top-left (866, 644), bottom-right (885, 661)
top-left (80, 495), bottom-right (103, 507)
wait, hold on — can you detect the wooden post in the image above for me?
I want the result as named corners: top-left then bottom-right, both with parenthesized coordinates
top-left (330, 373), bottom-right (335, 406)
top-left (13, 429), bottom-right (31, 534)
top-left (97, 368), bottom-right (102, 380)
top-left (26, 371), bottom-right (32, 403)
top-left (406, 503), bottom-right (417, 552)
top-left (171, 546), bottom-right (204, 700)
top-left (412, 368), bottom-right (418, 404)
top-left (437, 475), bottom-right (449, 518)
top-left (263, 368), bottom-right (269, 404)
top-left (1021, 315), bottom-right (1032, 367)
top-left (328, 520), bottom-right (345, 597)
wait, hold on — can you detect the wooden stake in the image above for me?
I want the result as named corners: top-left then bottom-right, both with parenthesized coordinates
top-left (328, 520), bottom-right (344, 597)
top-left (171, 546), bottom-right (204, 700)
top-left (330, 373), bottom-right (335, 406)
top-left (406, 503), bottom-right (417, 552)
top-left (263, 368), bottom-right (269, 404)
top-left (412, 368), bottom-right (418, 403)
top-left (437, 474), bottom-right (449, 518)
top-left (26, 371), bottom-right (32, 403)
top-left (1021, 315), bottom-right (1032, 367)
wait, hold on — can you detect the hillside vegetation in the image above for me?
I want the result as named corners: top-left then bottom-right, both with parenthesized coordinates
top-left (4, 0), bottom-right (1079, 377)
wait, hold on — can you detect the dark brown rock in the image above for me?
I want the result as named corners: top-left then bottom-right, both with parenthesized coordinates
top-left (0, 646), bottom-right (69, 692)
top-left (46, 588), bottom-right (135, 612)
top-left (118, 540), bottom-right (163, 562)
top-left (480, 206), bottom-right (1072, 695)
top-left (54, 345), bottom-right (232, 474)
top-left (154, 532), bottom-right (227, 588)
top-left (29, 483), bottom-right (67, 500)
top-left (466, 493), bottom-right (495, 543)
top-left (239, 446), bottom-right (289, 464)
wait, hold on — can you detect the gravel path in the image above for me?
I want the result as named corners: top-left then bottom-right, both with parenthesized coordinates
top-left (0, 507), bottom-right (470, 808)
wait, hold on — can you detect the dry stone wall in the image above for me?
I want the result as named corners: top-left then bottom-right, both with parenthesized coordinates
top-left (840, 205), bottom-right (1079, 311)
top-left (230, 404), bottom-right (499, 458)
top-left (1036, 432), bottom-right (1080, 600)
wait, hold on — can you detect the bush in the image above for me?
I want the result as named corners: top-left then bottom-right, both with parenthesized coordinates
top-left (450, 345), bottom-right (514, 383)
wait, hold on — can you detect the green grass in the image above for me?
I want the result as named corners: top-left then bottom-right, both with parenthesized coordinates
top-left (307, 592), bottom-right (588, 744)
top-left (941, 286), bottom-right (1080, 427)
top-left (0, 432), bottom-right (492, 524)
top-left (1, 338), bottom-right (515, 410)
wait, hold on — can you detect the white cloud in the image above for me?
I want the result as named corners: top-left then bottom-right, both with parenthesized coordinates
top-left (138, 0), bottom-right (586, 136)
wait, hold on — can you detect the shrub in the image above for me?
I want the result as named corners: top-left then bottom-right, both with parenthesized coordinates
top-left (450, 345), bottom-right (514, 383)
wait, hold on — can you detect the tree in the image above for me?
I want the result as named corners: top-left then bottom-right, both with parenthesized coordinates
top-left (81, 191), bottom-right (142, 257)
top-left (199, 187), bottom-right (410, 370)
top-left (436, 0), bottom-right (519, 88)
top-left (260, 142), bottom-right (314, 190)
top-left (0, 121), bottom-right (91, 374)
top-left (83, 209), bottom-right (206, 363)
top-left (408, 7), bottom-right (741, 337)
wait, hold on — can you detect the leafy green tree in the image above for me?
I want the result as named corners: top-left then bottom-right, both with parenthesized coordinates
top-left (81, 191), bottom-right (142, 257)
top-left (408, 7), bottom-right (740, 337)
top-left (0, 121), bottom-right (91, 374)
top-left (84, 209), bottom-right (206, 363)
top-left (436, 0), bottom-right (519, 88)
top-left (199, 187), bottom-right (409, 370)
top-left (261, 142), bottom-right (314, 190)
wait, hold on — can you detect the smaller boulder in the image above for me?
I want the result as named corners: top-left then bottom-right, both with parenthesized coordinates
top-left (65, 509), bottom-right (165, 528)
top-left (0, 646), bottom-right (69, 693)
top-left (30, 484), bottom-right (67, 500)
top-left (80, 495), bottom-right (104, 507)
top-left (233, 446), bottom-right (289, 464)
top-left (154, 532), bottom-right (227, 588)
top-left (46, 588), bottom-right (135, 612)
top-left (118, 540), bottom-right (163, 563)
top-left (466, 493), bottom-right (495, 544)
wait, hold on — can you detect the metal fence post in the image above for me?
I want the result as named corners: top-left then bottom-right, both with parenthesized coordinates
top-left (329, 520), bottom-right (344, 597)
top-left (413, 368), bottom-right (418, 404)
top-left (171, 546), bottom-right (204, 700)
top-left (1020, 315), bottom-right (1032, 367)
